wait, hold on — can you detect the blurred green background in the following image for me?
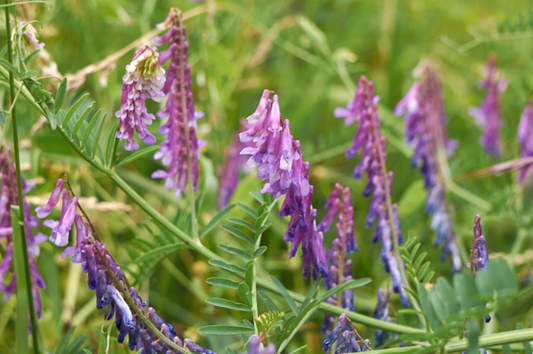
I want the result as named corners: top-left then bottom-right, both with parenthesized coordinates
top-left (2, 0), bottom-right (533, 353)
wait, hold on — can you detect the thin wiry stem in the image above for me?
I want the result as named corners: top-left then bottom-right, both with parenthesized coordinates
top-left (3, 2), bottom-right (40, 352)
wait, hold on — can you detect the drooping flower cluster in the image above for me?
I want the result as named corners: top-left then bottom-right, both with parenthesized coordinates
top-left (239, 90), bottom-right (328, 280)
top-left (37, 179), bottom-right (215, 354)
top-left (517, 99), bottom-right (533, 184)
top-left (336, 75), bottom-right (408, 307)
top-left (151, 9), bottom-right (206, 198)
top-left (372, 289), bottom-right (392, 347)
top-left (218, 121), bottom-right (254, 209)
top-left (0, 147), bottom-right (46, 318)
top-left (322, 313), bottom-right (371, 353)
top-left (247, 336), bottom-right (276, 354)
top-left (115, 45), bottom-right (166, 151)
top-left (468, 55), bottom-right (507, 158)
top-left (394, 62), bottom-right (461, 272)
top-left (319, 184), bottom-right (357, 333)
top-left (467, 215), bottom-right (489, 274)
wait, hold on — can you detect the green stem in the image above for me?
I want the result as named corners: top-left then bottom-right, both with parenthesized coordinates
top-left (3, 3), bottom-right (40, 353)
top-left (252, 234), bottom-right (261, 336)
top-left (361, 328), bottom-right (533, 353)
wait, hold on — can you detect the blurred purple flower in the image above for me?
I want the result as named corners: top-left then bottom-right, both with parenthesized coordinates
top-left (0, 147), bottom-right (46, 318)
top-left (151, 9), bottom-right (206, 198)
top-left (39, 179), bottom-right (215, 353)
top-left (247, 336), bottom-right (276, 354)
top-left (337, 75), bottom-right (408, 307)
top-left (518, 100), bottom-right (533, 184)
top-left (115, 45), bottom-right (165, 151)
top-left (395, 62), bottom-right (461, 272)
top-left (218, 121), bottom-right (255, 209)
top-left (240, 90), bottom-right (327, 280)
top-left (320, 184), bottom-right (357, 334)
top-left (468, 55), bottom-right (507, 158)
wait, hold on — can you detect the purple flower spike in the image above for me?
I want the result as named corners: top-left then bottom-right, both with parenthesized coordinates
top-left (320, 184), bottom-right (358, 334)
top-left (518, 100), bottom-right (533, 184)
top-left (35, 179), bottom-right (64, 218)
top-left (468, 55), bottom-right (507, 158)
top-left (372, 289), bottom-right (392, 347)
top-left (0, 146), bottom-right (45, 319)
top-left (240, 90), bottom-right (327, 280)
top-left (337, 75), bottom-right (408, 306)
top-left (151, 9), bottom-right (206, 198)
top-left (467, 215), bottom-right (489, 274)
top-left (395, 62), bottom-right (462, 272)
top-left (115, 45), bottom-right (165, 151)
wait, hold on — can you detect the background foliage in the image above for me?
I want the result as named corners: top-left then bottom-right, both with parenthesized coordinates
top-left (2, 0), bottom-right (533, 353)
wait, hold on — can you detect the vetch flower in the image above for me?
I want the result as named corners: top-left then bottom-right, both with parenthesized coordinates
top-left (337, 76), bottom-right (408, 307)
top-left (395, 62), bottom-right (461, 272)
top-left (40, 180), bottom-right (216, 354)
top-left (518, 99), bottom-right (533, 184)
top-left (115, 45), bottom-right (165, 151)
top-left (151, 9), bottom-right (206, 198)
top-left (468, 55), bottom-right (507, 158)
top-left (0, 146), bottom-right (46, 318)
top-left (43, 191), bottom-right (78, 247)
top-left (240, 90), bottom-right (327, 280)
top-left (320, 184), bottom-right (357, 334)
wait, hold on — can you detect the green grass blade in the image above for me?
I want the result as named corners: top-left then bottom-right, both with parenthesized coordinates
top-left (54, 77), bottom-right (67, 113)
top-left (11, 207), bottom-right (29, 354)
top-left (81, 108), bottom-right (102, 150)
top-left (200, 204), bottom-right (236, 239)
top-left (71, 103), bottom-right (94, 139)
top-left (91, 112), bottom-right (107, 158)
top-left (115, 145), bottom-right (159, 168)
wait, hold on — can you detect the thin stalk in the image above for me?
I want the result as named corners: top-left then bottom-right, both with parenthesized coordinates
top-left (3, 3), bottom-right (40, 353)
top-left (252, 234), bottom-right (261, 335)
top-left (175, 10), bottom-right (199, 242)
top-left (364, 328), bottom-right (533, 353)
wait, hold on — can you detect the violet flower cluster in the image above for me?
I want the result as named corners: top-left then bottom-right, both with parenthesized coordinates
top-left (37, 179), bottom-right (215, 354)
top-left (115, 45), bottom-right (166, 151)
top-left (336, 75), bottom-right (408, 307)
top-left (151, 9), bottom-right (206, 198)
top-left (322, 313), bottom-right (371, 353)
top-left (247, 336), bottom-right (276, 354)
top-left (319, 183), bottom-right (357, 334)
top-left (239, 90), bottom-right (328, 280)
top-left (218, 121), bottom-right (254, 209)
top-left (468, 55), bottom-right (507, 159)
top-left (394, 63), bottom-right (461, 272)
top-left (0, 147), bottom-right (46, 318)
top-left (518, 99), bottom-right (533, 183)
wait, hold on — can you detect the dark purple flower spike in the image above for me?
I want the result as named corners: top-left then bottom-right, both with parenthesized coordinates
top-left (337, 75), bottom-right (408, 307)
top-left (395, 62), bottom-right (461, 272)
top-left (151, 8), bottom-right (206, 199)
